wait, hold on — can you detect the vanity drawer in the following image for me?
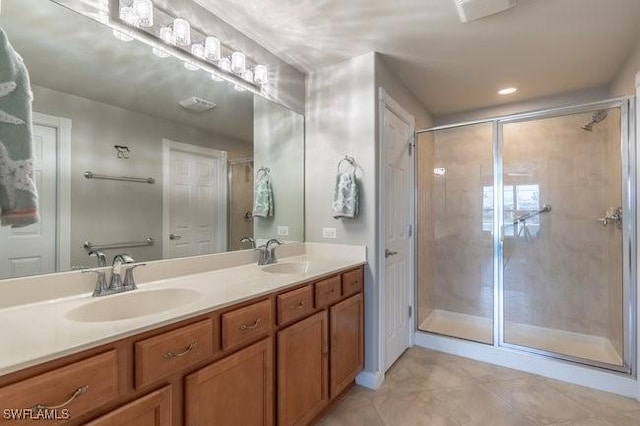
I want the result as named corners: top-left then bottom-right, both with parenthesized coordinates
top-left (314, 275), bottom-right (342, 308)
top-left (222, 299), bottom-right (272, 351)
top-left (342, 267), bottom-right (364, 296)
top-left (135, 319), bottom-right (214, 389)
top-left (277, 285), bottom-right (314, 325)
top-left (0, 351), bottom-right (118, 425)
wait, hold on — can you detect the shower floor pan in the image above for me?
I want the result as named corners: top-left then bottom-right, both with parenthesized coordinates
top-left (420, 309), bottom-right (622, 366)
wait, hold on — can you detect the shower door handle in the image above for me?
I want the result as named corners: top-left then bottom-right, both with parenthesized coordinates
top-left (385, 249), bottom-right (398, 258)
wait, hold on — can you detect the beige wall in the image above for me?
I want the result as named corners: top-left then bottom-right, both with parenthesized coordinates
top-left (610, 39), bottom-right (640, 96)
top-left (33, 85), bottom-right (251, 269)
top-left (253, 96), bottom-right (305, 243)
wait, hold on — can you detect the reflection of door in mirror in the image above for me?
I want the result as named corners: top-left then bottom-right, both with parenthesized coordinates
top-left (0, 117), bottom-right (61, 279)
top-left (163, 140), bottom-right (228, 259)
top-left (228, 157), bottom-right (254, 251)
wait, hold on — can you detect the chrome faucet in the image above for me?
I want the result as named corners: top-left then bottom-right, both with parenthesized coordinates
top-left (84, 254), bottom-right (143, 297)
top-left (109, 254), bottom-right (134, 291)
top-left (255, 239), bottom-right (282, 265)
top-left (240, 237), bottom-right (256, 249)
top-left (266, 239), bottom-right (282, 264)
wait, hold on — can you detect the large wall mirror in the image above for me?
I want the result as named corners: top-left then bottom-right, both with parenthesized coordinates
top-left (0, 0), bottom-right (304, 279)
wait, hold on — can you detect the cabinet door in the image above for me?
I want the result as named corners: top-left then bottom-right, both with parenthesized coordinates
top-left (185, 338), bottom-right (273, 426)
top-left (330, 293), bottom-right (364, 398)
top-left (85, 386), bottom-right (171, 426)
top-left (277, 311), bottom-right (329, 426)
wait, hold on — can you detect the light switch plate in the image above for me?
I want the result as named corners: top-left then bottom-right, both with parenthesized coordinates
top-left (277, 226), bottom-right (289, 236)
top-left (322, 227), bottom-right (337, 239)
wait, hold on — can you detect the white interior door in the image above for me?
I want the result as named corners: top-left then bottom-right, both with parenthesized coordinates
top-left (165, 141), bottom-right (227, 258)
top-left (381, 92), bottom-right (414, 371)
top-left (0, 124), bottom-right (57, 279)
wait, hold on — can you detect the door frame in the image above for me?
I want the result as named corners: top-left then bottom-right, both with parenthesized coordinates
top-left (162, 139), bottom-right (228, 258)
top-left (377, 88), bottom-right (416, 372)
top-left (32, 112), bottom-right (71, 272)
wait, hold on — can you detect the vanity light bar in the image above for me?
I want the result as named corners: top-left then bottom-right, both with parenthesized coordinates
top-left (107, 0), bottom-right (269, 93)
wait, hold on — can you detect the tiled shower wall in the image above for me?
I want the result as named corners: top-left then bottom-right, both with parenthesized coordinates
top-left (417, 111), bottom-right (623, 356)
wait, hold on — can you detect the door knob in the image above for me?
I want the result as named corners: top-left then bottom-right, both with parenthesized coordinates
top-left (385, 249), bottom-right (398, 258)
top-left (169, 233), bottom-right (182, 240)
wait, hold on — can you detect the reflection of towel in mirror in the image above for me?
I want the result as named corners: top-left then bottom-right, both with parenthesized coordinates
top-left (253, 173), bottom-right (274, 217)
top-left (332, 171), bottom-right (359, 219)
top-left (0, 29), bottom-right (38, 227)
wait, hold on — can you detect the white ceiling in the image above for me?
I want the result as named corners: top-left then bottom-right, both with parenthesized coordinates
top-left (193, 0), bottom-right (640, 116)
top-left (1, 0), bottom-right (255, 144)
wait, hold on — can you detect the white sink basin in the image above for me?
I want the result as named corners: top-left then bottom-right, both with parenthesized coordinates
top-left (66, 288), bottom-right (201, 322)
top-left (261, 261), bottom-right (310, 274)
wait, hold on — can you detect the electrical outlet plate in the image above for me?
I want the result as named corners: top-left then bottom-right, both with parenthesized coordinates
top-left (322, 227), bottom-right (337, 239)
top-left (277, 226), bottom-right (289, 236)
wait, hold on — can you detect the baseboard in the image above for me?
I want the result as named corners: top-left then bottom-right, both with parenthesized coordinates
top-left (355, 370), bottom-right (384, 390)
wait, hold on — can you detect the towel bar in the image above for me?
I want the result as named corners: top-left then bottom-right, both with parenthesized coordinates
top-left (83, 237), bottom-right (156, 251)
top-left (84, 171), bottom-right (155, 184)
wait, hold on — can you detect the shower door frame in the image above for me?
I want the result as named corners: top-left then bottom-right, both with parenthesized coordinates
top-left (415, 96), bottom-right (637, 375)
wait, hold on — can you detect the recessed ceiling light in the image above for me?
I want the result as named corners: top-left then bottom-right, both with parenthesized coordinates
top-left (498, 87), bottom-right (518, 95)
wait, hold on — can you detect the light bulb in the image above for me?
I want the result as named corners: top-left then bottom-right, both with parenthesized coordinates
top-left (120, 6), bottom-right (140, 27)
top-left (133, 0), bottom-right (153, 27)
top-left (218, 57), bottom-right (231, 73)
top-left (204, 37), bottom-right (221, 61)
top-left (254, 64), bottom-right (268, 85)
top-left (231, 52), bottom-right (246, 74)
top-left (152, 26), bottom-right (174, 58)
top-left (113, 7), bottom-right (138, 42)
top-left (242, 69), bottom-right (254, 83)
top-left (173, 18), bottom-right (191, 46)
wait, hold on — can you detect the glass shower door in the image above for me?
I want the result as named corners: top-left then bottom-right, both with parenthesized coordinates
top-left (500, 107), bottom-right (628, 369)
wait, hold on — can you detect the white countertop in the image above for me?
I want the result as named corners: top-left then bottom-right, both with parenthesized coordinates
top-left (0, 251), bottom-right (365, 376)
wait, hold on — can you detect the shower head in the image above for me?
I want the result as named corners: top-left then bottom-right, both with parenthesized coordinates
top-left (581, 110), bottom-right (608, 131)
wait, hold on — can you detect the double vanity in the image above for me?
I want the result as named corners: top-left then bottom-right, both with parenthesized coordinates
top-left (0, 243), bottom-right (366, 425)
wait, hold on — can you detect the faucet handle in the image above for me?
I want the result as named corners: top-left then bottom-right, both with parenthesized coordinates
top-left (88, 250), bottom-right (107, 267)
top-left (123, 263), bottom-right (146, 289)
top-left (83, 269), bottom-right (108, 297)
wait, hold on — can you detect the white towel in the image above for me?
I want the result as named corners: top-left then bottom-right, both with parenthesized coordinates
top-left (332, 171), bottom-right (359, 219)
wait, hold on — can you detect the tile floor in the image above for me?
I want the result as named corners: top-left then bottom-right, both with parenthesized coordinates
top-left (318, 347), bottom-right (640, 426)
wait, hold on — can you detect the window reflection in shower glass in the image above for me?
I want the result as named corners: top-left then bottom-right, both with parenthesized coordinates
top-left (482, 185), bottom-right (539, 236)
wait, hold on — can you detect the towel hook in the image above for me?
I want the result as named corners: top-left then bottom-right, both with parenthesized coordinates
top-left (337, 155), bottom-right (357, 173)
top-left (256, 167), bottom-right (271, 179)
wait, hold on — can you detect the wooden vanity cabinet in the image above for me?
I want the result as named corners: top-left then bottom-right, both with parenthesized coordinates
top-left (277, 311), bottom-right (329, 426)
top-left (330, 293), bottom-right (364, 398)
top-left (85, 386), bottom-right (172, 426)
top-left (0, 265), bottom-right (364, 426)
top-left (185, 338), bottom-right (274, 426)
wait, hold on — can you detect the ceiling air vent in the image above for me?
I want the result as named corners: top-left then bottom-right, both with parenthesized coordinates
top-left (179, 96), bottom-right (217, 112)
top-left (455, 0), bottom-right (516, 22)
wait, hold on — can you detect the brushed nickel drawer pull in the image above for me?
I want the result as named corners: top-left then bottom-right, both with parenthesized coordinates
top-left (290, 301), bottom-right (305, 310)
top-left (238, 318), bottom-right (262, 331)
top-left (33, 385), bottom-right (89, 410)
top-left (162, 341), bottom-right (197, 359)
